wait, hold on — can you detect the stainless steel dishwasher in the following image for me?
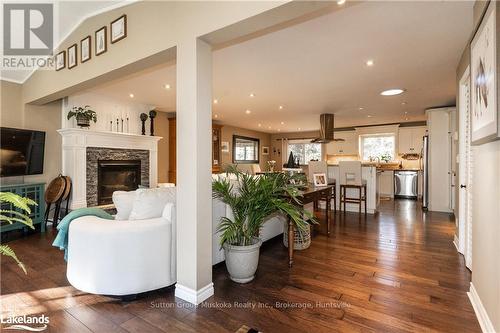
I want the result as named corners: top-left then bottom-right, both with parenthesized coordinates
top-left (394, 171), bottom-right (418, 199)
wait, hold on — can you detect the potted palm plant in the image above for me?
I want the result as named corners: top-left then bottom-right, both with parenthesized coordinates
top-left (212, 168), bottom-right (314, 283)
top-left (67, 105), bottom-right (97, 127)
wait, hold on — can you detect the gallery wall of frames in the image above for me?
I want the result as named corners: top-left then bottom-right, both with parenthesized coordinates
top-left (55, 14), bottom-right (127, 71)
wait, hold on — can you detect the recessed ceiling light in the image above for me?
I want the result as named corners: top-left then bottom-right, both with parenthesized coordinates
top-left (401, 101), bottom-right (407, 105)
top-left (366, 59), bottom-right (374, 66)
top-left (129, 93), bottom-right (134, 98)
top-left (358, 107), bottom-right (364, 111)
top-left (381, 88), bottom-right (405, 96)
top-left (277, 129), bottom-right (281, 132)
top-left (337, 0), bottom-right (346, 5)
top-left (279, 105), bottom-right (283, 110)
top-left (367, 115), bottom-right (373, 118)
top-left (258, 123), bottom-right (262, 127)
top-left (213, 99), bottom-right (218, 104)
top-left (249, 93), bottom-right (255, 98)
top-left (280, 121), bottom-right (285, 125)
top-left (214, 114), bottom-right (218, 118)
top-left (268, 126), bottom-right (271, 129)
top-left (164, 84), bottom-right (170, 90)
top-left (245, 109), bottom-right (251, 114)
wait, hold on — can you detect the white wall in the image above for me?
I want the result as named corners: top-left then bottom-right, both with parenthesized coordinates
top-left (471, 140), bottom-right (500, 331)
top-left (64, 92), bottom-right (154, 135)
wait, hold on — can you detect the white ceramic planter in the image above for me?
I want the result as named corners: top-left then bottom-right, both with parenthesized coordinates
top-left (223, 238), bottom-right (263, 283)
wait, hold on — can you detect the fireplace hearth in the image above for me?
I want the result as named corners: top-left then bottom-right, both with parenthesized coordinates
top-left (97, 160), bottom-right (141, 205)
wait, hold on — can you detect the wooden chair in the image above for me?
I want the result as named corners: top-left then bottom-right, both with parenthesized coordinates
top-left (339, 161), bottom-right (367, 215)
top-left (308, 161), bottom-right (336, 213)
top-left (44, 175), bottom-right (72, 228)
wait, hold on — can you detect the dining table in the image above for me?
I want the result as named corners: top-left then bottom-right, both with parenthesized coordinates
top-left (287, 183), bottom-right (335, 267)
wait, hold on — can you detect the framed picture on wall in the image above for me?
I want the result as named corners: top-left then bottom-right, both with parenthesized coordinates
top-left (470, 1), bottom-right (500, 145)
top-left (221, 141), bottom-right (229, 153)
top-left (95, 26), bottom-right (107, 56)
top-left (81, 36), bottom-right (91, 63)
top-left (55, 51), bottom-right (65, 71)
top-left (262, 146), bottom-right (269, 155)
top-left (68, 44), bottom-right (77, 69)
top-left (111, 15), bottom-right (127, 43)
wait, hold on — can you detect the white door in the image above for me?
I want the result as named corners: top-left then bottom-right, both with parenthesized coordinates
top-left (458, 68), bottom-right (473, 269)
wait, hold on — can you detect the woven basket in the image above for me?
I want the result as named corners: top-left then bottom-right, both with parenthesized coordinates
top-left (283, 223), bottom-right (311, 250)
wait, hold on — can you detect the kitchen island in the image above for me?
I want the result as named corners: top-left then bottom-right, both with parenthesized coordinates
top-left (327, 165), bottom-right (380, 214)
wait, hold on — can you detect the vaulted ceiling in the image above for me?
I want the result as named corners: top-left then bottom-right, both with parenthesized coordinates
top-left (79, 1), bottom-right (474, 132)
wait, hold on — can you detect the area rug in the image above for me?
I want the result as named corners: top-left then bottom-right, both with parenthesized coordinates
top-left (235, 325), bottom-right (261, 333)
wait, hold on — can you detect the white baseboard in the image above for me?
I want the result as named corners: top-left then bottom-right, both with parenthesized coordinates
top-left (468, 282), bottom-right (496, 333)
top-left (175, 282), bottom-right (214, 305)
top-left (453, 235), bottom-right (459, 252)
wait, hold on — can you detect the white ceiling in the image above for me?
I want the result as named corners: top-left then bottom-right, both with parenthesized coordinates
top-left (86, 1), bottom-right (473, 133)
top-left (1, 1), bottom-right (128, 83)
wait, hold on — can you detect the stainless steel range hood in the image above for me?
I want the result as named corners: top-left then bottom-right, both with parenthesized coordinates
top-left (311, 113), bottom-right (343, 143)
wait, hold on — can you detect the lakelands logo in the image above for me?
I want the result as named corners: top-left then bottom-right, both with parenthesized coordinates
top-left (1, 314), bottom-right (49, 331)
top-left (3, 3), bottom-right (53, 55)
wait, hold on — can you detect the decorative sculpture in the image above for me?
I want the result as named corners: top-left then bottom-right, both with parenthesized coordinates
top-left (140, 113), bottom-right (148, 135)
top-left (149, 110), bottom-right (157, 136)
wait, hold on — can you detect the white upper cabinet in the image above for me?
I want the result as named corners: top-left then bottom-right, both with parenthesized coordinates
top-left (398, 127), bottom-right (426, 154)
top-left (326, 131), bottom-right (358, 155)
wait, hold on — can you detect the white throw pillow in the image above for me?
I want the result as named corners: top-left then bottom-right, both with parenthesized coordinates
top-left (129, 187), bottom-right (176, 220)
top-left (112, 191), bottom-right (137, 220)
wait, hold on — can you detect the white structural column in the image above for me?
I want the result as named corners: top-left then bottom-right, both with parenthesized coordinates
top-left (175, 38), bottom-right (214, 304)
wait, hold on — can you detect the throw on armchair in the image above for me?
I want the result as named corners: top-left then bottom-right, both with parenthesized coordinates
top-left (66, 187), bottom-right (176, 296)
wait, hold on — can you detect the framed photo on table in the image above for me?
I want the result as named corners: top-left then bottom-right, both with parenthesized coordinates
top-left (313, 173), bottom-right (327, 187)
top-left (471, 1), bottom-right (500, 145)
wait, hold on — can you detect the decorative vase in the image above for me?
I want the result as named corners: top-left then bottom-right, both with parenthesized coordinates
top-left (223, 237), bottom-right (262, 283)
top-left (76, 115), bottom-right (90, 127)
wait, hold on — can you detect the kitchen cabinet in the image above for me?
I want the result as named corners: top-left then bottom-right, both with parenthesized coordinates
top-left (326, 131), bottom-right (358, 155)
top-left (379, 170), bottom-right (394, 197)
top-left (398, 126), bottom-right (426, 154)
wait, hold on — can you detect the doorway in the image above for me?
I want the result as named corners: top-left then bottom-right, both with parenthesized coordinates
top-left (458, 67), bottom-right (473, 270)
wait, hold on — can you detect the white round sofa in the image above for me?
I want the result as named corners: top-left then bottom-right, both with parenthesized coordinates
top-left (67, 189), bottom-right (176, 296)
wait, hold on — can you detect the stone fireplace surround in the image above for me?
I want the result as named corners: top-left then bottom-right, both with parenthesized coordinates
top-left (58, 128), bottom-right (161, 209)
top-left (86, 147), bottom-right (149, 207)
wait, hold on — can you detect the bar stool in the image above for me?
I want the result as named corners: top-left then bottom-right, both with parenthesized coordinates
top-left (308, 161), bottom-right (336, 213)
top-left (339, 161), bottom-right (367, 215)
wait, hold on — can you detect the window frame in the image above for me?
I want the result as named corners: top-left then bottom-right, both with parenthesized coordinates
top-left (359, 133), bottom-right (396, 162)
top-left (287, 140), bottom-right (322, 166)
top-left (232, 135), bottom-right (260, 164)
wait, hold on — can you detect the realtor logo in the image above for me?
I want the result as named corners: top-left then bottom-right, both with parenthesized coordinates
top-left (3, 3), bottom-right (53, 55)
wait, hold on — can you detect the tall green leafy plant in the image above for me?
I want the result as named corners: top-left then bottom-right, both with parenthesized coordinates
top-left (213, 168), bottom-right (315, 247)
top-left (0, 192), bottom-right (36, 274)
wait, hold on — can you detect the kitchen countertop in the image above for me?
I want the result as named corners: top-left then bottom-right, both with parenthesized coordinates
top-left (326, 163), bottom-right (421, 171)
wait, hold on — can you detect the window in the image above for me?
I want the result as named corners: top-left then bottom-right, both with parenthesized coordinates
top-left (360, 134), bottom-right (396, 161)
top-left (288, 140), bottom-right (322, 165)
top-left (233, 135), bottom-right (259, 164)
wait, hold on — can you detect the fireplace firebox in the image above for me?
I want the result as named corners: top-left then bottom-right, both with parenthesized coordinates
top-left (97, 160), bottom-right (141, 205)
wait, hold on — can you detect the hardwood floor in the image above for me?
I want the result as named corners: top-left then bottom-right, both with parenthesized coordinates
top-left (1, 200), bottom-right (480, 332)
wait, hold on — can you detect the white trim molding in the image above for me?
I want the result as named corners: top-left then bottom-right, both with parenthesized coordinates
top-left (468, 283), bottom-right (497, 333)
top-left (58, 128), bottom-right (161, 209)
top-left (175, 283), bottom-right (214, 305)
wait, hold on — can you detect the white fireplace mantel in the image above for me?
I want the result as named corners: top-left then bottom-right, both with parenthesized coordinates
top-left (58, 128), bottom-right (162, 209)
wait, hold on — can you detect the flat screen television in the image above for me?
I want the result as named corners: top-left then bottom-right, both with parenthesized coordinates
top-left (1, 127), bottom-right (46, 177)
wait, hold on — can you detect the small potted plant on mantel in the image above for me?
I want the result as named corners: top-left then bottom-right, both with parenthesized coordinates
top-left (67, 105), bottom-right (97, 128)
top-left (212, 167), bottom-right (314, 283)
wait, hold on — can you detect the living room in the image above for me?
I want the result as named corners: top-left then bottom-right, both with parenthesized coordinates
top-left (1, 1), bottom-right (500, 332)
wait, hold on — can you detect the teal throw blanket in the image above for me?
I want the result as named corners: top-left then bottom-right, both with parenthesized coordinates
top-left (52, 207), bottom-right (113, 260)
